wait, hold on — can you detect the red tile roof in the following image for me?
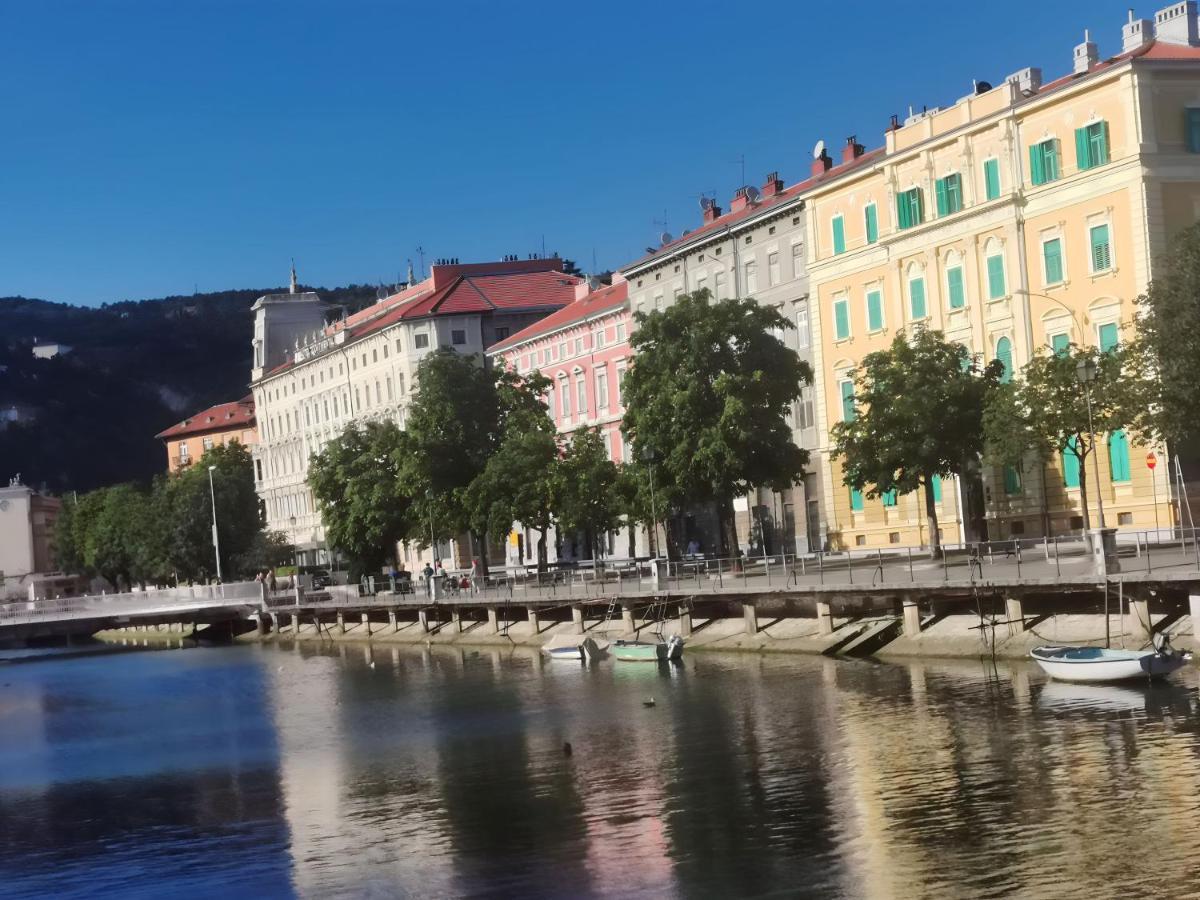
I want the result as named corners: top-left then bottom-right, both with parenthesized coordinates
top-left (488, 280), bottom-right (630, 354)
top-left (156, 396), bottom-right (256, 440)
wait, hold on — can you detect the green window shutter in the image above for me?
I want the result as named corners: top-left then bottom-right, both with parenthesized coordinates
top-left (882, 489), bottom-right (897, 508)
top-left (865, 205), bottom-right (878, 243)
top-left (1091, 122), bottom-right (1109, 166)
top-left (913, 189), bottom-right (924, 225)
top-left (947, 174), bottom-right (962, 212)
top-left (867, 290), bottom-right (883, 331)
top-left (834, 299), bottom-right (850, 340)
top-left (984, 159), bottom-right (1000, 200)
top-left (987, 254), bottom-right (1006, 299)
top-left (1099, 322), bottom-right (1119, 353)
top-left (896, 194), bottom-right (911, 229)
top-left (1029, 144), bottom-right (1045, 185)
top-left (1090, 224), bottom-right (1111, 271)
top-left (840, 380), bottom-right (855, 422)
top-left (935, 178), bottom-right (949, 217)
top-left (1109, 430), bottom-right (1131, 482)
top-left (1188, 109), bottom-right (1200, 152)
top-left (1051, 333), bottom-right (1070, 355)
top-left (832, 216), bottom-right (846, 254)
top-left (1044, 238), bottom-right (1063, 283)
top-left (1063, 437), bottom-right (1081, 488)
top-left (947, 267), bottom-right (965, 309)
top-left (995, 336), bottom-right (1013, 383)
top-left (850, 487), bottom-right (864, 512)
top-left (1003, 466), bottom-right (1022, 495)
top-left (931, 475), bottom-right (942, 503)
top-left (1046, 140), bottom-right (1060, 181)
top-left (909, 277), bottom-right (926, 319)
top-left (1075, 126), bottom-right (1091, 170)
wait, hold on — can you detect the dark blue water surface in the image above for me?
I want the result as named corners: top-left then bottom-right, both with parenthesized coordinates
top-left (2, 640), bottom-right (1200, 899)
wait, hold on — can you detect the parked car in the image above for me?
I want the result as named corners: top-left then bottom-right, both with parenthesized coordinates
top-left (299, 566), bottom-right (333, 589)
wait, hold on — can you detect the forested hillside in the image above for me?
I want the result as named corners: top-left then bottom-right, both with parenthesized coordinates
top-left (0, 283), bottom-right (381, 493)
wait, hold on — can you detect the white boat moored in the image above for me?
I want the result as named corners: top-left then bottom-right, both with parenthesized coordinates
top-left (1031, 635), bottom-right (1191, 683)
top-left (542, 636), bottom-right (605, 662)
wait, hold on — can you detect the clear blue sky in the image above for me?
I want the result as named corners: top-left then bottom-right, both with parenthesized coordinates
top-left (0, 0), bottom-right (1145, 306)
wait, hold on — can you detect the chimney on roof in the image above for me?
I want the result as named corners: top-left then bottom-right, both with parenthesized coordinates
top-left (842, 135), bottom-right (865, 164)
top-left (1155, 1), bottom-right (1200, 44)
top-left (1074, 29), bottom-right (1100, 74)
top-left (811, 146), bottom-right (833, 176)
top-left (1005, 66), bottom-right (1044, 95)
top-left (730, 186), bottom-right (756, 212)
top-left (703, 202), bottom-right (722, 224)
top-left (1123, 8), bottom-right (1155, 50)
top-left (762, 171), bottom-right (784, 198)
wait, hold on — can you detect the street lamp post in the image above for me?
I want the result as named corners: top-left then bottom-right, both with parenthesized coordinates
top-left (289, 515), bottom-right (299, 572)
top-left (1075, 357), bottom-right (1107, 530)
top-left (425, 490), bottom-right (437, 565)
top-left (640, 446), bottom-right (661, 558)
top-left (207, 465), bottom-right (223, 582)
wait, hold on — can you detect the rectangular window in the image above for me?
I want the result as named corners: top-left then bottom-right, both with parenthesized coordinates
top-left (1075, 120), bottom-right (1110, 170)
top-left (616, 322), bottom-right (626, 342)
top-left (575, 338), bottom-right (584, 355)
top-left (714, 270), bottom-right (727, 300)
top-left (1109, 430), bottom-right (1132, 482)
top-left (451, 329), bottom-right (466, 345)
top-left (881, 489), bottom-right (897, 508)
top-left (1063, 437), bottom-right (1081, 488)
top-left (896, 188), bottom-right (924, 229)
top-left (768, 252), bottom-right (780, 286)
top-left (864, 204), bottom-right (878, 244)
top-left (1004, 466), bottom-right (1022, 495)
top-left (987, 254), bottom-right (1006, 299)
top-left (834, 297), bottom-right (850, 340)
top-left (1029, 139), bottom-right (1061, 186)
top-left (1051, 333), bottom-right (1071, 355)
top-left (792, 242), bottom-right (804, 278)
top-left (1090, 223), bottom-right (1112, 272)
top-left (796, 305), bottom-right (810, 349)
top-left (832, 216), bottom-right (846, 254)
top-left (840, 380), bottom-right (855, 422)
top-left (615, 364), bottom-right (626, 406)
top-left (413, 333), bottom-right (430, 349)
top-left (596, 369), bottom-right (609, 409)
top-left (866, 289), bottom-right (884, 331)
top-left (202, 437), bottom-right (214, 451)
top-left (495, 326), bottom-right (510, 340)
top-left (794, 387), bottom-right (814, 430)
top-left (744, 261), bottom-right (758, 294)
top-left (983, 158), bottom-right (1001, 200)
top-left (932, 475), bottom-right (943, 504)
top-left (695, 275), bottom-right (708, 296)
top-left (179, 442), bottom-right (190, 459)
top-left (1043, 237), bottom-right (1064, 285)
top-left (1098, 322), bottom-right (1119, 353)
top-left (935, 173), bottom-right (963, 216)
top-left (947, 267), bottom-right (965, 309)
top-left (850, 487), bottom-right (864, 512)
top-left (559, 379), bottom-right (570, 418)
top-left (909, 277), bottom-right (926, 320)
top-left (576, 377), bottom-right (587, 415)
top-left (397, 374), bottom-right (405, 395)
top-left (1188, 108), bottom-right (1200, 153)
top-left (395, 337), bottom-right (403, 353)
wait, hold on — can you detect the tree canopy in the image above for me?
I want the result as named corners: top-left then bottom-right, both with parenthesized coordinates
top-left (554, 428), bottom-right (623, 564)
top-left (831, 330), bottom-right (1002, 553)
top-left (621, 289), bottom-right (810, 555)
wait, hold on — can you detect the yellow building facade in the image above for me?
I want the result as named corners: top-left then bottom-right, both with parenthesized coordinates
top-left (805, 13), bottom-right (1200, 549)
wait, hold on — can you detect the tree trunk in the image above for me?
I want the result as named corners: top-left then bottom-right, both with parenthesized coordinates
top-left (1039, 458), bottom-right (1052, 539)
top-left (472, 529), bottom-right (490, 577)
top-left (1077, 450), bottom-right (1092, 534)
top-left (719, 498), bottom-right (739, 560)
top-left (626, 518), bottom-right (635, 559)
top-left (924, 479), bottom-right (941, 558)
top-left (537, 528), bottom-right (548, 575)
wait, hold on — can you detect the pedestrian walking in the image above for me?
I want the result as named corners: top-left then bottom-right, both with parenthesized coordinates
top-left (469, 558), bottom-right (480, 595)
top-left (423, 562), bottom-right (434, 598)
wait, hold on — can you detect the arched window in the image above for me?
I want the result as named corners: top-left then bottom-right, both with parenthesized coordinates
top-left (995, 336), bottom-right (1013, 383)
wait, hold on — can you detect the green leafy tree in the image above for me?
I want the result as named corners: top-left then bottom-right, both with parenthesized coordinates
top-left (621, 289), bottom-right (810, 556)
top-left (832, 330), bottom-right (1002, 554)
top-left (554, 428), bottom-right (623, 566)
top-left (982, 381), bottom-right (1056, 537)
top-left (988, 344), bottom-right (1132, 534)
top-left (234, 530), bottom-right (294, 575)
top-left (1128, 221), bottom-right (1200, 447)
top-left (308, 421), bottom-right (414, 580)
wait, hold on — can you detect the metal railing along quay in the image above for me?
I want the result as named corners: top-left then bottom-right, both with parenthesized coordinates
top-left (0, 582), bottom-right (264, 627)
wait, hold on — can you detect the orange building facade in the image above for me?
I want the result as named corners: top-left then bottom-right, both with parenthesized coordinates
top-left (155, 396), bottom-right (258, 473)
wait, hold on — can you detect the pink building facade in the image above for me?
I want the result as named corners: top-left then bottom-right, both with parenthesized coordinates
top-left (488, 275), bottom-right (637, 560)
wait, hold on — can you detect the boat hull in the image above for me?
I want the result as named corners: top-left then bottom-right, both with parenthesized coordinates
top-left (1031, 645), bottom-right (1190, 683)
top-left (543, 637), bottom-right (603, 662)
top-left (613, 635), bottom-right (684, 662)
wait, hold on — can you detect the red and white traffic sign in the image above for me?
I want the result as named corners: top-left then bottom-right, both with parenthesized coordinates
top-left (1147, 452), bottom-right (1157, 470)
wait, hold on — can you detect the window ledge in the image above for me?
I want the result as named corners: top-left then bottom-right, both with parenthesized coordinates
top-left (1089, 267), bottom-right (1116, 280)
top-left (866, 327), bottom-right (887, 336)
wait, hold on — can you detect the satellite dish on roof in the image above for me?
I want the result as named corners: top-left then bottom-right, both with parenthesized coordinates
top-left (659, 231), bottom-right (673, 245)
top-left (812, 139), bottom-right (826, 160)
top-left (745, 185), bottom-right (761, 204)
top-left (699, 196), bottom-right (715, 212)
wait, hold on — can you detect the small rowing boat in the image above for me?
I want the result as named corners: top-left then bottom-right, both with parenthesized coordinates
top-left (542, 636), bottom-right (605, 662)
top-left (612, 635), bottom-right (684, 662)
top-left (1031, 632), bottom-right (1191, 683)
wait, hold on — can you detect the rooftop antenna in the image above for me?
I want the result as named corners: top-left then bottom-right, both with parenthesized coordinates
top-left (541, 235), bottom-right (546, 259)
top-left (407, 258), bottom-right (416, 286)
top-left (592, 247), bottom-right (597, 273)
top-left (289, 258), bottom-right (298, 294)
top-left (732, 154), bottom-right (745, 187)
top-left (415, 246), bottom-right (426, 279)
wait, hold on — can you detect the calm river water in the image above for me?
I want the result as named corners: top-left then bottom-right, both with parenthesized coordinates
top-left (1, 641), bottom-right (1200, 899)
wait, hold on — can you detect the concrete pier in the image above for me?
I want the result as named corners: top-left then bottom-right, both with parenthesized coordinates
top-left (451, 607), bottom-right (463, 633)
top-left (1005, 596), bottom-right (1025, 636)
top-left (388, 610), bottom-right (398, 632)
top-left (743, 599), bottom-right (758, 636)
top-left (486, 607), bottom-right (499, 634)
top-left (418, 608), bottom-right (430, 633)
top-left (816, 601), bottom-right (833, 635)
top-left (902, 599), bottom-right (921, 636)
top-left (621, 603), bottom-right (635, 634)
top-left (571, 603), bottom-right (585, 635)
top-left (336, 612), bottom-right (346, 635)
top-left (1129, 597), bottom-right (1151, 641)
top-left (678, 605), bottom-right (693, 638)
top-left (361, 612), bottom-right (371, 636)
top-left (527, 607), bottom-right (541, 634)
